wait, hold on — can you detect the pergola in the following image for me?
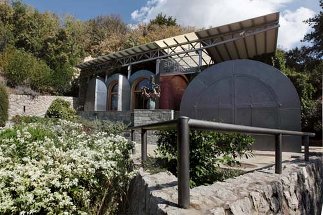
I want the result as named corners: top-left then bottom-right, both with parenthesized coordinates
top-left (77, 12), bottom-right (279, 74)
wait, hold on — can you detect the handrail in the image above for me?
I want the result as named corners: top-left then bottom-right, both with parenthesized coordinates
top-left (128, 116), bottom-right (315, 209)
top-left (131, 119), bottom-right (177, 130)
top-left (188, 119), bottom-right (315, 137)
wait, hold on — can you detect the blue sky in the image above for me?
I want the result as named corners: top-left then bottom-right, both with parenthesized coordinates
top-left (22, 0), bottom-right (320, 50)
top-left (22, 0), bottom-right (148, 23)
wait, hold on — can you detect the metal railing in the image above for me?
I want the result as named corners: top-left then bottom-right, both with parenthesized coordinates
top-left (129, 116), bottom-right (315, 209)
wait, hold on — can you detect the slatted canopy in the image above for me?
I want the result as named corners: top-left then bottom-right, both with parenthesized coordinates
top-left (77, 12), bottom-right (279, 70)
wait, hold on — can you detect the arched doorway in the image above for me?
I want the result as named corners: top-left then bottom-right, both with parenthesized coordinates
top-left (132, 78), bottom-right (150, 109)
top-left (108, 81), bottom-right (118, 111)
top-left (129, 70), bottom-right (155, 110)
top-left (106, 73), bottom-right (130, 111)
top-left (159, 75), bottom-right (188, 110)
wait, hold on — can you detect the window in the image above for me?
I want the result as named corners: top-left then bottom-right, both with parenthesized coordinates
top-left (133, 79), bottom-right (150, 109)
top-left (109, 82), bottom-right (118, 111)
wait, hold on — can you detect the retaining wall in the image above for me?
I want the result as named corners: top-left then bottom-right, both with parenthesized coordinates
top-left (79, 109), bottom-right (175, 144)
top-left (132, 109), bottom-right (175, 144)
top-left (126, 157), bottom-right (323, 215)
top-left (8, 94), bottom-right (78, 119)
top-left (78, 111), bottom-right (132, 124)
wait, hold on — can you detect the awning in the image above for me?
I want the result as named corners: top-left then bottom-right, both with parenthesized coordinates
top-left (77, 12), bottom-right (279, 70)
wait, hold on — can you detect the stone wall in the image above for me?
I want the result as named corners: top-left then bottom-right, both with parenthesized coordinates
top-left (8, 94), bottom-right (78, 119)
top-left (78, 109), bottom-right (175, 144)
top-left (126, 157), bottom-right (323, 215)
top-left (132, 109), bottom-right (175, 144)
top-left (78, 111), bottom-right (132, 124)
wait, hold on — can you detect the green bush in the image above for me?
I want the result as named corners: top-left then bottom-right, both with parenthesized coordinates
top-left (156, 130), bottom-right (254, 187)
top-left (0, 47), bottom-right (52, 93)
top-left (0, 84), bottom-right (8, 127)
top-left (45, 98), bottom-right (77, 120)
top-left (11, 115), bottom-right (48, 124)
top-left (77, 118), bottom-right (127, 135)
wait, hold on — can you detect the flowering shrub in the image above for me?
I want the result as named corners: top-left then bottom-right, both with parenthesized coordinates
top-left (0, 119), bottom-right (134, 214)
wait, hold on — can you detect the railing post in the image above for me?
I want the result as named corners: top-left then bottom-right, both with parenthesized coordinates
top-left (275, 134), bottom-right (282, 174)
top-left (131, 130), bottom-right (135, 154)
top-left (177, 116), bottom-right (190, 208)
top-left (141, 129), bottom-right (147, 164)
top-left (302, 135), bottom-right (309, 161)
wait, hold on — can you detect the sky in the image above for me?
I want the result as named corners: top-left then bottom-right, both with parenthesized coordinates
top-left (22, 0), bottom-right (320, 50)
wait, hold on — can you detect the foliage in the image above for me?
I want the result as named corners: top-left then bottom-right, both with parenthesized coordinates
top-left (156, 130), bottom-right (254, 187)
top-left (0, 47), bottom-right (52, 92)
top-left (85, 15), bottom-right (128, 56)
top-left (11, 115), bottom-right (48, 124)
top-left (273, 50), bottom-right (322, 138)
top-left (0, 119), bottom-right (134, 214)
top-left (45, 98), bottom-right (77, 120)
top-left (148, 13), bottom-right (177, 27)
top-left (301, 99), bottom-right (322, 135)
top-left (0, 1), bottom-right (87, 95)
top-left (0, 83), bottom-right (8, 127)
top-left (76, 118), bottom-right (127, 135)
top-left (124, 24), bottom-right (194, 49)
top-left (303, 0), bottom-right (323, 59)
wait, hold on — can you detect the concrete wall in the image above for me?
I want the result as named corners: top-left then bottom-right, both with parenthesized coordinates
top-left (8, 94), bottom-right (78, 119)
top-left (126, 157), bottom-right (323, 215)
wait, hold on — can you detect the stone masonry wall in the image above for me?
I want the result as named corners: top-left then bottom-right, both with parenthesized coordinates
top-left (126, 157), bottom-right (323, 215)
top-left (78, 111), bottom-right (132, 124)
top-left (77, 110), bottom-right (175, 143)
top-left (132, 109), bottom-right (175, 144)
top-left (8, 94), bottom-right (78, 119)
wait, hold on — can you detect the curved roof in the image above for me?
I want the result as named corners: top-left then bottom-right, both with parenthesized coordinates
top-left (77, 12), bottom-right (279, 70)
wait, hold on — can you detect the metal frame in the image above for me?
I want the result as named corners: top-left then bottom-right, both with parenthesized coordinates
top-left (77, 20), bottom-right (279, 70)
top-left (130, 116), bottom-right (315, 209)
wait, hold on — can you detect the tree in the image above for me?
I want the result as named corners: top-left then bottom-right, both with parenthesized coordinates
top-left (302, 0), bottom-right (323, 59)
top-left (148, 13), bottom-right (177, 27)
top-left (85, 15), bottom-right (129, 56)
top-left (0, 46), bottom-right (52, 93)
top-left (273, 50), bottom-right (322, 139)
top-left (0, 2), bottom-right (14, 50)
top-left (11, 1), bottom-right (59, 55)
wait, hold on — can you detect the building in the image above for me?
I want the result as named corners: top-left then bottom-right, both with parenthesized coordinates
top-left (77, 12), bottom-right (302, 152)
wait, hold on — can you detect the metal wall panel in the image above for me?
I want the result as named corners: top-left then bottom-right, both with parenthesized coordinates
top-left (84, 77), bottom-right (107, 111)
top-left (180, 59), bottom-right (301, 152)
top-left (95, 78), bottom-right (107, 111)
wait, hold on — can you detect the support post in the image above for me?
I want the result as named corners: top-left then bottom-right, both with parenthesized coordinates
top-left (141, 129), bottom-right (147, 164)
top-left (131, 130), bottom-right (135, 154)
top-left (275, 134), bottom-right (282, 174)
top-left (155, 59), bottom-right (161, 109)
top-left (302, 135), bottom-right (309, 161)
top-left (177, 116), bottom-right (190, 208)
top-left (127, 64), bottom-right (132, 79)
top-left (156, 59), bottom-right (160, 75)
top-left (198, 49), bottom-right (202, 71)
